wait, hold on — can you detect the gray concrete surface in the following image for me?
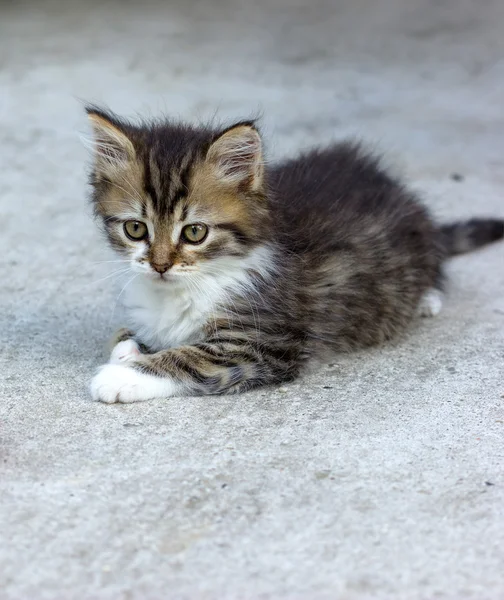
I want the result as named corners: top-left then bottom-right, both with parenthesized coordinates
top-left (1, 0), bottom-right (503, 598)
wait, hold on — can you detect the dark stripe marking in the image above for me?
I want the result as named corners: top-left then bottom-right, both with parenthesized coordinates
top-left (215, 222), bottom-right (250, 245)
top-left (143, 155), bottom-right (159, 208)
top-left (167, 155), bottom-right (193, 215)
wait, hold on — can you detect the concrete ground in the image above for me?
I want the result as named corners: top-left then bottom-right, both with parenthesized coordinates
top-left (1, 0), bottom-right (503, 598)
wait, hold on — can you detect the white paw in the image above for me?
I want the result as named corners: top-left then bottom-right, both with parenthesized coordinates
top-left (90, 364), bottom-right (147, 403)
top-left (418, 288), bottom-right (443, 318)
top-left (90, 364), bottom-right (180, 404)
top-left (109, 339), bottom-right (141, 365)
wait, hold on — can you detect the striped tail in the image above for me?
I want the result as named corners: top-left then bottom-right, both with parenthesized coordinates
top-left (440, 218), bottom-right (504, 256)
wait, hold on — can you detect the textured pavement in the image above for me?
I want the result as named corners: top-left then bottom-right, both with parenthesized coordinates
top-left (1, 0), bottom-right (503, 598)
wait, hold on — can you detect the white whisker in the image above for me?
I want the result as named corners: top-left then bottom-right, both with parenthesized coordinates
top-left (109, 273), bottom-right (139, 326)
top-left (81, 267), bottom-right (131, 288)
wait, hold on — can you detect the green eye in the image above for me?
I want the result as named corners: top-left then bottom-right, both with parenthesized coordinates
top-left (124, 220), bottom-right (148, 241)
top-left (182, 223), bottom-right (208, 244)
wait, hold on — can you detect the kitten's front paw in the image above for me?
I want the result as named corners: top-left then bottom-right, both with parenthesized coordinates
top-left (108, 327), bottom-right (135, 351)
top-left (90, 363), bottom-right (180, 403)
top-left (109, 338), bottom-right (141, 364)
top-left (90, 364), bottom-right (146, 403)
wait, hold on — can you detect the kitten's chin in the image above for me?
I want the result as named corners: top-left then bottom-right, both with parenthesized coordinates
top-left (145, 273), bottom-right (171, 284)
top-left (143, 271), bottom-right (179, 286)
top-left (137, 267), bottom-right (195, 287)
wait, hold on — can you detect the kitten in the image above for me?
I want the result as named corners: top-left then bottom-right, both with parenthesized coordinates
top-left (85, 106), bottom-right (504, 403)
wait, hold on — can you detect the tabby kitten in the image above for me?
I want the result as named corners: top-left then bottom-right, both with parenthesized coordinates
top-left (86, 106), bottom-right (504, 403)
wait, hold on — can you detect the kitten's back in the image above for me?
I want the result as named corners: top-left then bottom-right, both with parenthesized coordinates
top-left (269, 143), bottom-right (429, 253)
top-left (269, 143), bottom-right (444, 350)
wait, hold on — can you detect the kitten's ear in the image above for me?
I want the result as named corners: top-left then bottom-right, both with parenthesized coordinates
top-left (206, 123), bottom-right (263, 190)
top-left (85, 108), bottom-right (136, 172)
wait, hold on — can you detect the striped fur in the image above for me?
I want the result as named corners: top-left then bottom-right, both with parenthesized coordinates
top-left (440, 219), bottom-right (504, 256)
top-left (86, 107), bottom-right (504, 403)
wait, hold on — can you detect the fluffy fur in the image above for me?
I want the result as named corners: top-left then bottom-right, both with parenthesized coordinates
top-left (85, 106), bottom-right (504, 403)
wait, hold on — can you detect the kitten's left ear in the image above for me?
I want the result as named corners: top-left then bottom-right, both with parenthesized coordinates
top-left (85, 108), bottom-right (136, 172)
top-left (206, 123), bottom-right (263, 190)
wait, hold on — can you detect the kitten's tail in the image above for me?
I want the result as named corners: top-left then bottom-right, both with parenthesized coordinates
top-left (440, 218), bottom-right (504, 256)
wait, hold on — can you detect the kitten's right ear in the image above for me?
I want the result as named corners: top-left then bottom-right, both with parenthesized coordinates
top-left (85, 107), bottom-right (136, 172)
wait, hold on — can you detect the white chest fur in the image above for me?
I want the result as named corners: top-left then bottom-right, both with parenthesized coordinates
top-left (122, 278), bottom-right (210, 351)
top-left (120, 246), bottom-right (275, 352)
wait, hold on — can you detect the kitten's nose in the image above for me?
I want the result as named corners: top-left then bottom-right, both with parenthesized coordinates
top-left (151, 262), bottom-right (171, 274)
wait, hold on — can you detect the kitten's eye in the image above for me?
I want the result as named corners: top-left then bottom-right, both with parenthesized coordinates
top-left (182, 223), bottom-right (208, 244)
top-left (124, 220), bottom-right (148, 241)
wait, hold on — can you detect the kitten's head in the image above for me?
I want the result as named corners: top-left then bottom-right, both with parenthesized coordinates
top-left (86, 107), bottom-right (271, 284)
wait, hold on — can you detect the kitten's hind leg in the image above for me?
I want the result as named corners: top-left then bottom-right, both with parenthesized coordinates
top-left (417, 288), bottom-right (444, 318)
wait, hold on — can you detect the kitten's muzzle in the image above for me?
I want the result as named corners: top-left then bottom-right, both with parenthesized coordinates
top-left (151, 262), bottom-right (171, 274)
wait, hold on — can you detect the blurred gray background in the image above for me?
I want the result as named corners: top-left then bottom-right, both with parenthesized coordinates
top-left (1, 0), bottom-right (503, 598)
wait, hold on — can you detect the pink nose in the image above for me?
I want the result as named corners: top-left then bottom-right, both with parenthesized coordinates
top-left (151, 262), bottom-right (170, 274)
